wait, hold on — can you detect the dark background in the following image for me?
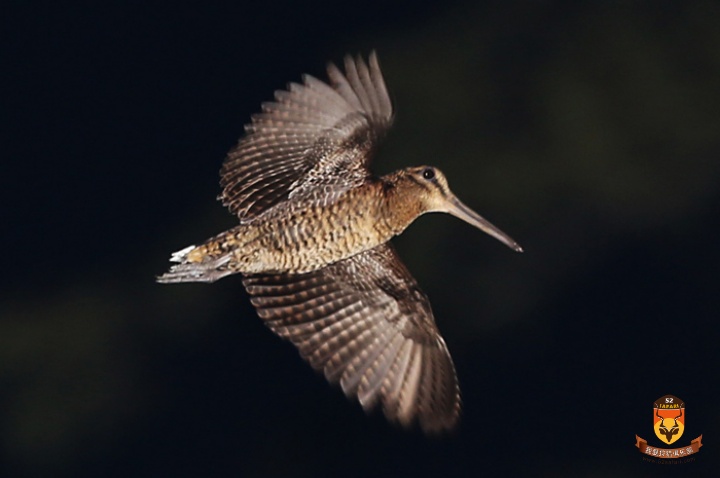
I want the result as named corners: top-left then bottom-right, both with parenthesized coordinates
top-left (2, 0), bottom-right (718, 476)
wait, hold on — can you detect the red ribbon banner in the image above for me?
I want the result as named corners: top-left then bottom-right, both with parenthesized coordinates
top-left (635, 435), bottom-right (703, 459)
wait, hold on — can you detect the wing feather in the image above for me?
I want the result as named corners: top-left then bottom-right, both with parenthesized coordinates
top-left (242, 243), bottom-right (461, 432)
top-left (220, 51), bottom-right (393, 222)
top-left (356, 331), bottom-right (405, 408)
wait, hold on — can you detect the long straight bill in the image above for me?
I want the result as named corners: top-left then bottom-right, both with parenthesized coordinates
top-left (446, 196), bottom-right (523, 252)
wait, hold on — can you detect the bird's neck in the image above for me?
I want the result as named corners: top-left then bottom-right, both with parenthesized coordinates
top-left (375, 177), bottom-right (425, 237)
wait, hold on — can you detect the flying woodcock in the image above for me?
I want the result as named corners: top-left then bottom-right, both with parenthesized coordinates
top-left (158, 52), bottom-right (522, 433)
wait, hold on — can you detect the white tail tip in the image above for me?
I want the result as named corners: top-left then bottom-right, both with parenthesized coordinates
top-left (170, 245), bottom-right (196, 263)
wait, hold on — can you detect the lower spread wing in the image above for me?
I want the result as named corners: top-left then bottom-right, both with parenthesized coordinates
top-left (242, 243), bottom-right (461, 433)
top-left (220, 52), bottom-right (393, 223)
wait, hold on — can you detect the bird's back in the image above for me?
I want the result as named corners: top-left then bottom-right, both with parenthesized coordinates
top-left (188, 179), bottom-right (413, 277)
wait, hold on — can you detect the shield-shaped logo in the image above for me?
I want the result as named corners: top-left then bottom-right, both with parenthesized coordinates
top-left (653, 394), bottom-right (685, 445)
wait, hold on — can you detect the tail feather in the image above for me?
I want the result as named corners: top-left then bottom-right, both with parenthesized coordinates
top-left (170, 245), bottom-right (196, 263)
top-left (157, 245), bottom-right (234, 284)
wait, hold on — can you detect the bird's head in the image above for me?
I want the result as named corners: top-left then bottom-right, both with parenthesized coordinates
top-left (392, 166), bottom-right (523, 252)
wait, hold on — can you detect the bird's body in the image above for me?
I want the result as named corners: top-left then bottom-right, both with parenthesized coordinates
top-left (158, 52), bottom-right (521, 433)
top-left (164, 169), bottom-right (451, 278)
top-left (174, 179), bottom-right (397, 275)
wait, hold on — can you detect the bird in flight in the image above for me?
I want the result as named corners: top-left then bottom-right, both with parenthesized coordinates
top-left (158, 52), bottom-right (522, 433)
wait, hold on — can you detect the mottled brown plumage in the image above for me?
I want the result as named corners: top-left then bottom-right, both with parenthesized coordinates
top-left (158, 52), bottom-right (522, 433)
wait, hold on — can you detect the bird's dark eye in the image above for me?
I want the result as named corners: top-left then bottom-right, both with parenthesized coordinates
top-left (422, 168), bottom-right (435, 180)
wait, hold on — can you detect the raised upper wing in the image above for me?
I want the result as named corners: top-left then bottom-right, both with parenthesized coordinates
top-left (242, 243), bottom-right (461, 433)
top-left (220, 52), bottom-right (394, 222)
